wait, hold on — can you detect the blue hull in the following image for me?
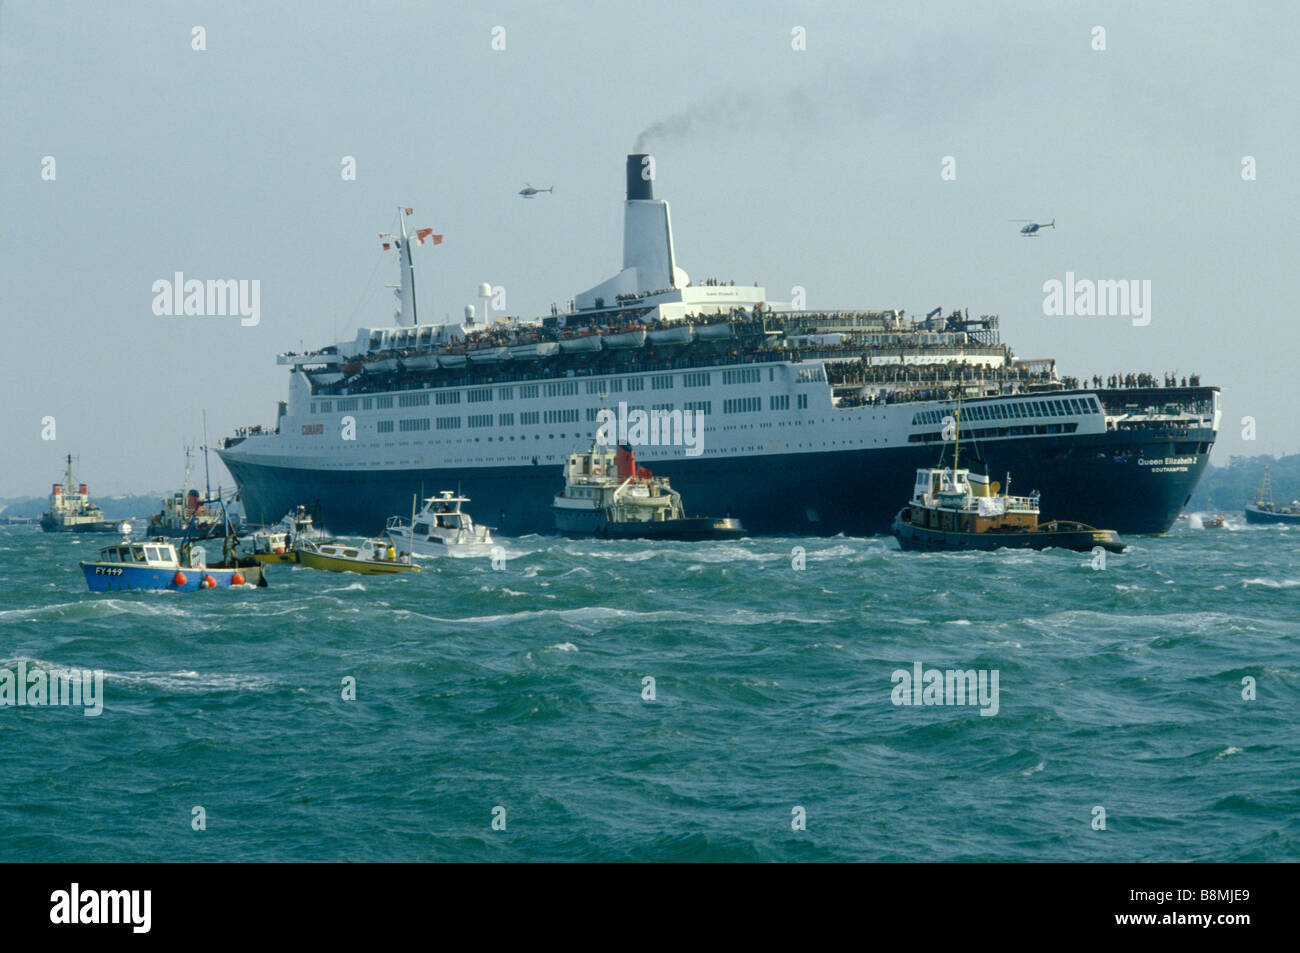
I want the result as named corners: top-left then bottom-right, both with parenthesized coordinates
top-left (81, 563), bottom-right (257, 592)
top-left (221, 427), bottom-right (1213, 537)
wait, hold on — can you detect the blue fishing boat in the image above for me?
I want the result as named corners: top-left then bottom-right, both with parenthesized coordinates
top-left (79, 490), bottom-right (266, 592)
top-left (80, 537), bottom-right (265, 592)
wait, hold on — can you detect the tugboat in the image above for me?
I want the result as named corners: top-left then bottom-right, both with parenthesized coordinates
top-left (552, 441), bottom-right (746, 540)
top-left (891, 402), bottom-right (1124, 553)
top-left (147, 447), bottom-right (229, 539)
top-left (1245, 466), bottom-right (1300, 525)
top-left (40, 455), bottom-right (122, 533)
top-left (384, 491), bottom-right (494, 558)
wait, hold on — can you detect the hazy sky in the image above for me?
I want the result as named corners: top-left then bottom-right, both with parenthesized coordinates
top-left (2, 0), bottom-right (1296, 496)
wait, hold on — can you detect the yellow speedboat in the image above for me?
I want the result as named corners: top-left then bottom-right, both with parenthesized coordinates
top-left (296, 537), bottom-right (420, 575)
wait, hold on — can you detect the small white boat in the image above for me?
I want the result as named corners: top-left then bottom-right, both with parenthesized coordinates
top-left (437, 351), bottom-right (468, 367)
top-left (558, 331), bottom-right (603, 353)
top-left (648, 324), bottom-right (695, 345)
top-left (363, 357), bottom-right (400, 374)
top-left (385, 491), bottom-right (494, 558)
top-left (695, 321), bottom-right (734, 340)
top-left (602, 327), bottom-right (647, 349)
top-left (403, 353), bottom-right (439, 370)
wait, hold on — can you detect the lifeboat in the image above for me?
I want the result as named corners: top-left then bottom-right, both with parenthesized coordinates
top-left (695, 320), bottom-right (734, 341)
top-left (602, 325), bottom-right (648, 349)
top-left (558, 329), bottom-right (604, 353)
top-left (402, 353), bottom-right (439, 370)
top-left (467, 345), bottom-right (512, 364)
top-left (509, 340), bottom-right (560, 360)
top-left (647, 323), bottom-right (695, 345)
top-left (363, 356), bottom-right (400, 374)
top-left (437, 348), bottom-right (468, 368)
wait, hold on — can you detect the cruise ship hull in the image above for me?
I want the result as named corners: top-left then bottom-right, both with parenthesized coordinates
top-left (221, 427), bottom-right (1210, 538)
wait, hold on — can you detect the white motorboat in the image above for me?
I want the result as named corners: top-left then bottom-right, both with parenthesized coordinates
top-left (385, 491), bottom-right (494, 557)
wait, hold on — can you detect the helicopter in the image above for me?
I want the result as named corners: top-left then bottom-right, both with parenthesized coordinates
top-left (518, 184), bottom-right (553, 198)
top-left (1012, 218), bottom-right (1055, 237)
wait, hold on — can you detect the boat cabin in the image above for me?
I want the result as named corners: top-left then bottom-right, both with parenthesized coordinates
top-left (96, 540), bottom-right (181, 567)
top-left (905, 465), bottom-right (1040, 534)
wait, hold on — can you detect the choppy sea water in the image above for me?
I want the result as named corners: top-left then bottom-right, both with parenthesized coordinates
top-left (0, 519), bottom-right (1296, 862)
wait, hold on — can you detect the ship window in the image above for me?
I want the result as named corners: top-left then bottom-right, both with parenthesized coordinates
top-left (414, 523), bottom-right (430, 534)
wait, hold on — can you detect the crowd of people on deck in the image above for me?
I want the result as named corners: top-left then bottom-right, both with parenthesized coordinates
top-left (1084, 372), bottom-right (1202, 389)
top-left (232, 425), bottom-right (271, 438)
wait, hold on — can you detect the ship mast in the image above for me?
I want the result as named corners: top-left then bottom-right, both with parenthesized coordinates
top-left (398, 207), bottom-right (419, 326)
top-left (64, 453), bottom-right (75, 494)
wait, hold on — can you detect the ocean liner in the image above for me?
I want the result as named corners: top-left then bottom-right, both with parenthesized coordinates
top-left (218, 155), bottom-right (1219, 536)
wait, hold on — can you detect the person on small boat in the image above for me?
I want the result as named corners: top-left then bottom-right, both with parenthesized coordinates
top-left (386, 542), bottom-right (397, 561)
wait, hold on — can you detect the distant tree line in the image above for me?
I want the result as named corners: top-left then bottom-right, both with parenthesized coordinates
top-left (1187, 453), bottom-right (1300, 512)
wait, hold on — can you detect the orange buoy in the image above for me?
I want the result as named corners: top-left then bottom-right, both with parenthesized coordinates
top-left (203, 575), bottom-right (216, 589)
top-left (231, 572), bottom-right (246, 586)
top-left (173, 572), bottom-right (187, 587)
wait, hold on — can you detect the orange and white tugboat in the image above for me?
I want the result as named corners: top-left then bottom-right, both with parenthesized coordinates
top-left (553, 440), bottom-right (745, 541)
top-left (891, 400), bottom-right (1124, 553)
